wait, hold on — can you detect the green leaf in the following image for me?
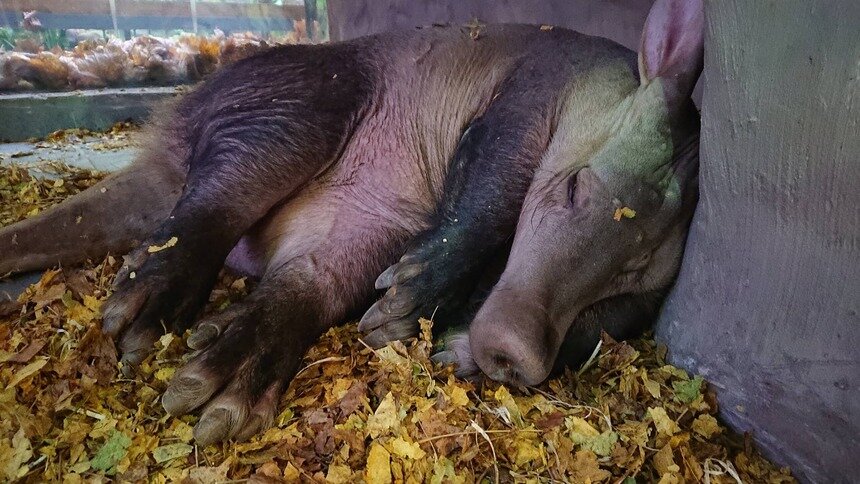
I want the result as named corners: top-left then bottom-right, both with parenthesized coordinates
top-left (673, 375), bottom-right (704, 403)
top-left (152, 443), bottom-right (193, 464)
top-left (623, 477), bottom-right (637, 484)
top-left (90, 430), bottom-right (132, 475)
top-left (581, 430), bottom-right (619, 457)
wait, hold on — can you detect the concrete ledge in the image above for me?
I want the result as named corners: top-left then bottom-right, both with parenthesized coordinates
top-left (0, 87), bottom-right (185, 142)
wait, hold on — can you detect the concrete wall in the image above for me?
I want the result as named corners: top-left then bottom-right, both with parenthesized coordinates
top-left (0, 87), bottom-right (181, 142)
top-left (657, 2), bottom-right (859, 482)
top-left (327, 0), bottom-right (653, 50)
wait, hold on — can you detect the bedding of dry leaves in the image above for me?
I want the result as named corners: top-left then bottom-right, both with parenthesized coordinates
top-left (0, 162), bottom-right (796, 483)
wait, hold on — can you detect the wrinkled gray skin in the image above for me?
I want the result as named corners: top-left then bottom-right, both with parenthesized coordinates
top-left (0, 0), bottom-right (703, 444)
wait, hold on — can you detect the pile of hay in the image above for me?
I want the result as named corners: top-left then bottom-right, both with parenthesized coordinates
top-left (0, 159), bottom-right (794, 482)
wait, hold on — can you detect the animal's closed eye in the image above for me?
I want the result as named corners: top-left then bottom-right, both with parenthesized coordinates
top-left (567, 172), bottom-right (579, 206)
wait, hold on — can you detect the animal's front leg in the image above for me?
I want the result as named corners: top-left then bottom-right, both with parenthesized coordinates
top-left (360, 87), bottom-right (555, 347)
top-left (101, 187), bottom-right (271, 372)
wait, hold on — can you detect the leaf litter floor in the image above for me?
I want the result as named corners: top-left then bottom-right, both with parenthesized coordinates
top-left (0, 126), bottom-right (794, 483)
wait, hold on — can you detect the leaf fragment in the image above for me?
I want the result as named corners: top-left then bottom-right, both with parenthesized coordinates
top-left (613, 206), bottom-right (637, 221)
top-left (692, 414), bottom-right (722, 438)
top-left (673, 375), bottom-right (704, 403)
top-left (152, 443), bottom-right (193, 464)
top-left (648, 407), bottom-right (681, 436)
top-left (90, 430), bottom-right (131, 474)
top-left (366, 392), bottom-right (400, 438)
top-left (6, 357), bottom-right (48, 388)
top-left (147, 236), bottom-right (178, 253)
top-left (365, 442), bottom-right (392, 484)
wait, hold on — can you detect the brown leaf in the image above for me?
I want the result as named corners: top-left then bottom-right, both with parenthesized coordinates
top-left (536, 411), bottom-right (565, 430)
top-left (5, 339), bottom-right (46, 363)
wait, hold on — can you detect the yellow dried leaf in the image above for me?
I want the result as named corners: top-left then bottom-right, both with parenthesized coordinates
top-left (154, 367), bottom-right (175, 382)
top-left (185, 463), bottom-right (230, 484)
top-left (170, 421), bottom-right (195, 443)
top-left (644, 377), bottom-right (662, 398)
top-left (66, 301), bottom-right (95, 325)
top-left (691, 414), bottom-right (722, 438)
top-left (419, 317), bottom-right (433, 343)
top-left (569, 450), bottom-right (612, 483)
top-left (83, 295), bottom-right (102, 311)
top-left (493, 385), bottom-right (523, 426)
top-left (326, 464), bottom-right (352, 483)
top-left (152, 443), bottom-right (192, 464)
top-left (430, 457), bottom-right (456, 484)
top-left (367, 392), bottom-right (400, 438)
top-left (648, 406), bottom-right (681, 436)
top-left (653, 444), bottom-right (680, 476)
top-left (445, 383), bottom-right (470, 407)
top-left (6, 357), bottom-right (48, 388)
top-left (613, 206), bottom-right (637, 221)
top-left (388, 436), bottom-right (426, 460)
top-left (147, 236), bottom-right (178, 253)
top-left (0, 428), bottom-right (33, 480)
top-left (374, 345), bottom-right (410, 369)
top-left (283, 463), bottom-right (301, 481)
top-left (365, 442), bottom-right (392, 484)
top-left (566, 416), bottom-right (600, 438)
top-left (513, 435), bottom-right (543, 467)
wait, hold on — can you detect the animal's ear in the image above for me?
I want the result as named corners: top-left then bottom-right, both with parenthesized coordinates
top-left (638, 0), bottom-right (704, 111)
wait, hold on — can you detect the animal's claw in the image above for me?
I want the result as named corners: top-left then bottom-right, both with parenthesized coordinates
top-left (159, 301), bottom-right (300, 445)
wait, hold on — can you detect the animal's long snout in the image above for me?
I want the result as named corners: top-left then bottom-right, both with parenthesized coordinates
top-left (469, 291), bottom-right (564, 386)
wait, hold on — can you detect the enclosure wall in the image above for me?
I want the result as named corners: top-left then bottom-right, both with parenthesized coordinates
top-left (656, 2), bottom-right (860, 482)
top-left (327, 0), bottom-right (652, 50)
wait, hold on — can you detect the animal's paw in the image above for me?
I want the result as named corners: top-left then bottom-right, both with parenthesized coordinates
top-left (161, 299), bottom-right (305, 445)
top-left (101, 238), bottom-right (216, 375)
top-left (432, 329), bottom-right (483, 382)
top-left (359, 242), bottom-right (474, 348)
top-left (358, 254), bottom-right (428, 347)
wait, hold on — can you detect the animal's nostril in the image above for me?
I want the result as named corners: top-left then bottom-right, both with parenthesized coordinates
top-left (492, 353), bottom-right (512, 369)
top-left (474, 339), bottom-right (547, 387)
top-left (470, 302), bottom-right (556, 387)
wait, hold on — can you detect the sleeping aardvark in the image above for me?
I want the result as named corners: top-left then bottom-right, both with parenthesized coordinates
top-left (0, 0), bottom-right (703, 444)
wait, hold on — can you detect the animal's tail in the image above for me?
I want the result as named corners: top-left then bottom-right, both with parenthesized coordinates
top-left (0, 158), bottom-right (185, 276)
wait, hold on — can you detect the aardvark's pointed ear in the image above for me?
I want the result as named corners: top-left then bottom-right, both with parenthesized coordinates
top-left (638, 0), bottom-right (704, 112)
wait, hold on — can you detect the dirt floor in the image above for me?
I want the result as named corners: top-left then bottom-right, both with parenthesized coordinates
top-left (0, 126), bottom-right (795, 483)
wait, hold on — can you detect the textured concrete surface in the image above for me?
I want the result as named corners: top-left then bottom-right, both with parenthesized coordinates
top-left (328, 0), bottom-right (653, 50)
top-left (656, 2), bottom-right (860, 482)
top-left (0, 87), bottom-right (182, 142)
top-left (0, 140), bottom-right (137, 173)
top-left (0, 138), bottom-right (137, 301)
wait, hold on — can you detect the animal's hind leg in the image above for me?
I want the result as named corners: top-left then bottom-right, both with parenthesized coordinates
top-left (103, 48), bottom-right (374, 370)
top-left (0, 158), bottom-right (184, 276)
top-left (157, 209), bottom-right (403, 445)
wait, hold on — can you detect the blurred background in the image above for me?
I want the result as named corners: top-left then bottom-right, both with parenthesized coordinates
top-left (0, 0), bottom-right (327, 91)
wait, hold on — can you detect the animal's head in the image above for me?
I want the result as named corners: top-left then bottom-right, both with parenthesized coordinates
top-left (470, 0), bottom-right (703, 385)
